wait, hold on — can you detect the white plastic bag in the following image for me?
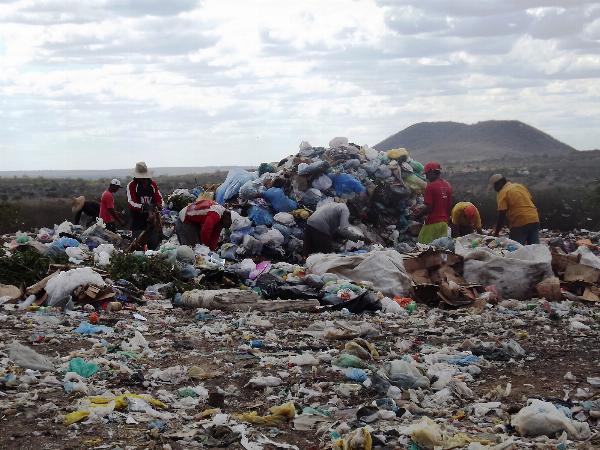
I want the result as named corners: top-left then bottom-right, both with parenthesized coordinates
top-left (511, 399), bottom-right (590, 440)
top-left (45, 267), bottom-right (106, 306)
top-left (456, 235), bottom-right (552, 299)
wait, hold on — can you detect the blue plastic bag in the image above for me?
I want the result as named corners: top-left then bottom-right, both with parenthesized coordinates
top-left (73, 322), bottom-right (113, 335)
top-left (330, 174), bottom-right (366, 196)
top-left (262, 188), bottom-right (297, 213)
top-left (215, 168), bottom-right (256, 204)
top-left (248, 206), bottom-right (273, 226)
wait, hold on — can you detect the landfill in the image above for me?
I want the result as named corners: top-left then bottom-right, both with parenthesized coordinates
top-left (0, 138), bottom-right (599, 449)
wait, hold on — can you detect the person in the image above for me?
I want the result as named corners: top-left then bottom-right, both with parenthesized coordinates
top-left (99, 179), bottom-right (123, 232)
top-left (304, 202), bottom-right (352, 255)
top-left (489, 174), bottom-right (540, 245)
top-left (72, 196), bottom-right (100, 227)
top-left (417, 162), bottom-right (452, 244)
top-left (176, 199), bottom-right (232, 250)
top-left (126, 162), bottom-right (163, 250)
top-left (451, 202), bottom-right (482, 237)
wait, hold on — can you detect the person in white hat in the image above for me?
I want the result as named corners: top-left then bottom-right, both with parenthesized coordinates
top-left (126, 162), bottom-right (163, 249)
top-left (99, 179), bottom-right (123, 232)
top-left (72, 195), bottom-right (100, 227)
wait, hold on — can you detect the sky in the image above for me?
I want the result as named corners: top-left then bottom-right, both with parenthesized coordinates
top-left (1, 0), bottom-right (599, 171)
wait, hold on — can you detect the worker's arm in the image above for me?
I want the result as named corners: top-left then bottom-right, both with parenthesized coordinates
top-left (151, 181), bottom-right (164, 208)
top-left (200, 212), bottom-right (222, 251)
top-left (108, 207), bottom-right (122, 224)
top-left (494, 211), bottom-right (507, 236)
top-left (126, 182), bottom-right (143, 211)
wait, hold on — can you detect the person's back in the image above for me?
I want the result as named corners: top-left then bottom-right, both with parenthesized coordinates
top-left (497, 182), bottom-right (539, 228)
top-left (307, 202), bottom-right (350, 236)
top-left (424, 178), bottom-right (452, 225)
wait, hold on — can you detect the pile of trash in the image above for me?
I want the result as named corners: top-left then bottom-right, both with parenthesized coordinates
top-left (193, 138), bottom-right (428, 262)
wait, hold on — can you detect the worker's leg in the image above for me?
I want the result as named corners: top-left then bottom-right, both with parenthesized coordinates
top-left (175, 219), bottom-right (201, 246)
top-left (303, 225), bottom-right (332, 255)
top-left (458, 225), bottom-right (474, 237)
top-left (525, 222), bottom-right (540, 245)
top-left (105, 222), bottom-right (117, 232)
top-left (418, 222), bottom-right (448, 244)
top-left (509, 225), bottom-right (527, 245)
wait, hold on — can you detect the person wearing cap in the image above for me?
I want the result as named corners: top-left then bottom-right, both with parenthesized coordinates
top-left (451, 202), bottom-right (482, 237)
top-left (99, 179), bottom-right (123, 232)
top-left (417, 162), bottom-right (453, 244)
top-left (489, 174), bottom-right (540, 245)
top-left (176, 199), bottom-right (232, 250)
top-left (126, 162), bottom-right (164, 250)
top-left (72, 196), bottom-right (100, 227)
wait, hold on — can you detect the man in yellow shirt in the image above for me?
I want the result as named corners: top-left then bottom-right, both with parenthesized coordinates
top-left (451, 202), bottom-right (482, 237)
top-left (489, 174), bottom-right (540, 245)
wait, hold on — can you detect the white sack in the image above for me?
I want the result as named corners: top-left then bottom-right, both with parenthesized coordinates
top-left (306, 249), bottom-right (412, 298)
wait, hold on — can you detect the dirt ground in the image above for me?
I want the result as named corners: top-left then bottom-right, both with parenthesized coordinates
top-left (0, 299), bottom-right (598, 449)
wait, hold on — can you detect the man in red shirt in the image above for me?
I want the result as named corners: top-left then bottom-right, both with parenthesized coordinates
top-left (417, 161), bottom-right (452, 244)
top-left (99, 179), bottom-right (123, 232)
top-left (176, 199), bottom-right (232, 250)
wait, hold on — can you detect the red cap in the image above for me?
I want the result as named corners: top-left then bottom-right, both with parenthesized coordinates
top-left (464, 204), bottom-right (477, 222)
top-left (423, 161), bottom-right (441, 173)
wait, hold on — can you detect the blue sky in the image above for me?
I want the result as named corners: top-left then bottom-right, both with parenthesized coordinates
top-left (1, 0), bottom-right (599, 170)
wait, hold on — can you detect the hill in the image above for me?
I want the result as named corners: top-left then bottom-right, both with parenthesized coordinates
top-left (374, 120), bottom-right (577, 162)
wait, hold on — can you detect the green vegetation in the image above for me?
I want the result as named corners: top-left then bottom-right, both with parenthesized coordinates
top-left (107, 253), bottom-right (198, 295)
top-left (0, 248), bottom-right (68, 288)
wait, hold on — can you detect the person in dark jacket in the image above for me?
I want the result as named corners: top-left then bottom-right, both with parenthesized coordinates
top-left (126, 162), bottom-right (163, 250)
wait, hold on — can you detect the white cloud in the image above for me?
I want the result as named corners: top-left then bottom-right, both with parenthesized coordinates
top-left (0, 0), bottom-right (599, 171)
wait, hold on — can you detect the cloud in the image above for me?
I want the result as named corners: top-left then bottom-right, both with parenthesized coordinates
top-left (0, 0), bottom-right (599, 171)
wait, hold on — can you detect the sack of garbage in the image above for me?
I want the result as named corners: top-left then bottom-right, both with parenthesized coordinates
top-left (215, 168), bottom-right (256, 204)
top-left (456, 234), bottom-right (553, 299)
top-left (307, 249), bottom-right (412, 298)
top-left (511, 399), bottom-right (591, 440)
top-left (262, 187), bottom-right (297, 213)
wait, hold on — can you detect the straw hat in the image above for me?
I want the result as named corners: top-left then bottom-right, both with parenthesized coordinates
top-left (488, 173), bottom-right (505, 191)
top-left (132, 161), bottom-right (152, 179)
top-left (72, 196), bottom-right (86, 213)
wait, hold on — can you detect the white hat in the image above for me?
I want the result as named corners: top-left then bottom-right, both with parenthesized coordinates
top-left (487, 173), bottom-right (505, 190)
top-left (132, 161), bottom-right (152, 179)
top-left (110, 178), bottom-right (122, 187)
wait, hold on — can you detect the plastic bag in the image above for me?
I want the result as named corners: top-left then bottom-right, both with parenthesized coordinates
top-left (263, 187), bottom-right (297, 213)
top-left (312, 174), bottom-right (332, 191)
top-left (248, 205), bottom-right (273, 226)
top-left (257, 229), bottom-right (285, 246)
top-left (239, 179), bottom-right (265, 200)
top-left (215, 168), bottom-right (256, 204)
top-left (68, 358), bottom-right (99, 378)
top-left (273, 212), bottom-right (295, 226)
top-left (511, 399), bottom-right (591, 440)
top-left (8, 341), bottom-right (54, 371)
top-left (46, 268), bottom-right (106, 306)
top-left (300, 188), bottom-right (323, 208)
top-left (329, 136), bottom-right (349, 148)
top-left (330, 174), bottom-right (366, 196)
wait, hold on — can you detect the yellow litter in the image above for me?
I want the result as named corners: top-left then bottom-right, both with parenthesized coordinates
top-left (234, 402), bottom-right (295, 426)
top-left (64, 393), bottom-right (166, 425)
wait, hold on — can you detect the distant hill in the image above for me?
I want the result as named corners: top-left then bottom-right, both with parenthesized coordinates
top-left (374, 120), bottom-right (577, 162)
top-left (0, 166), bottom-right (252, 180)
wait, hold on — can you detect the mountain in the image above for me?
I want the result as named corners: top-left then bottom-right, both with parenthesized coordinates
top-left (374, 120), bottom-right (576, 162)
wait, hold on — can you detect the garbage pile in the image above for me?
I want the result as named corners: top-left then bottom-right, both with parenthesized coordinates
top-left (193, 137), bottom-right (428, 262)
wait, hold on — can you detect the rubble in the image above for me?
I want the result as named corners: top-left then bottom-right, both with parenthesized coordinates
top-left (0, 139), bottom-right (599, 448)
